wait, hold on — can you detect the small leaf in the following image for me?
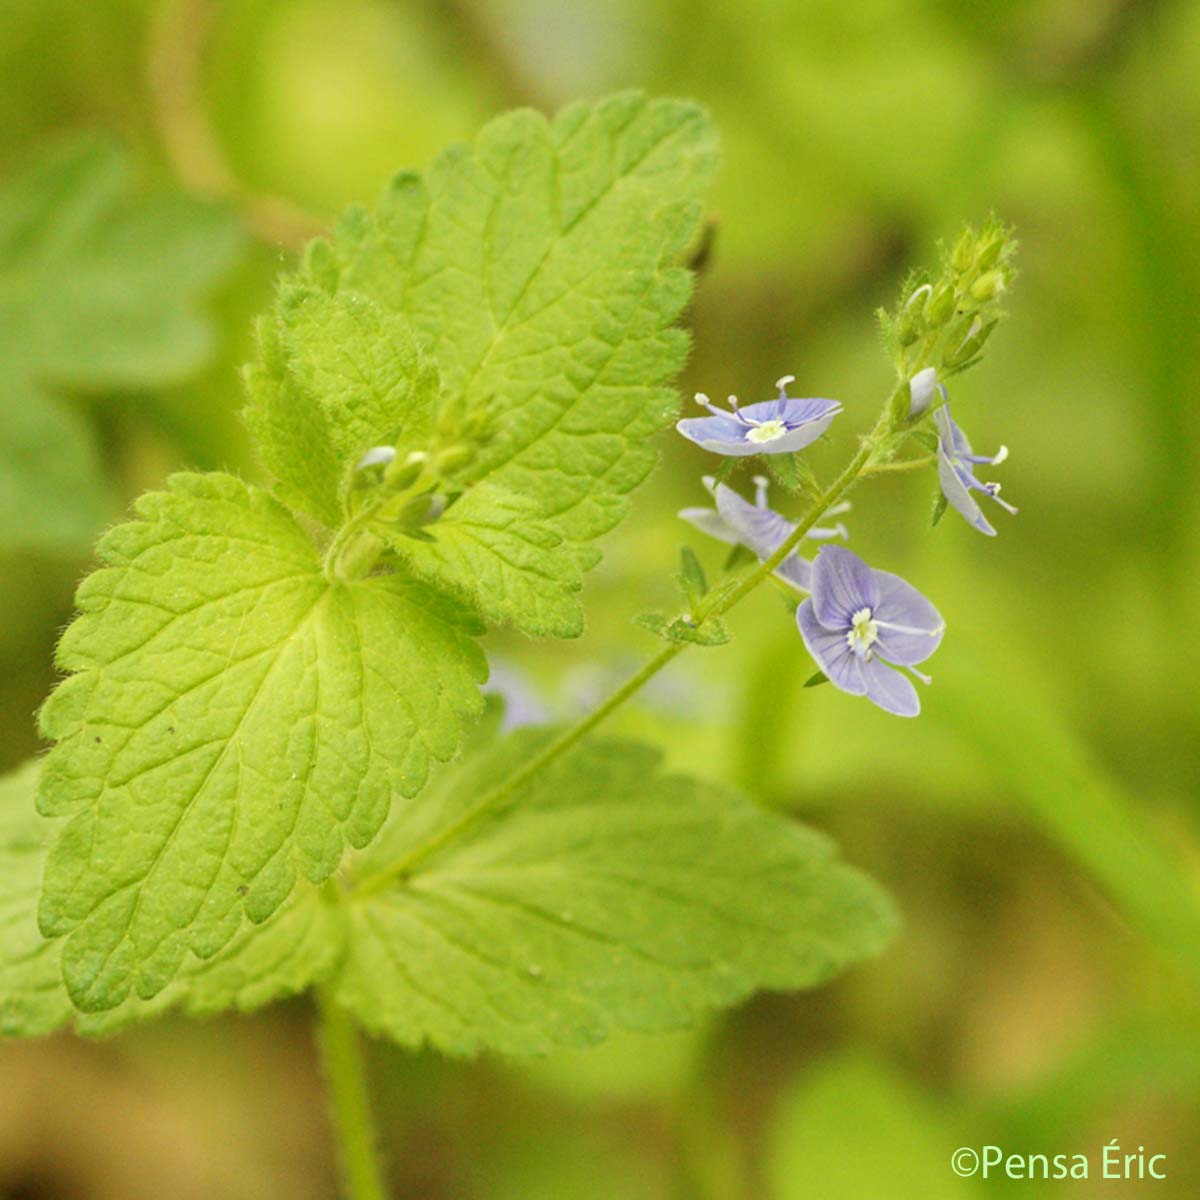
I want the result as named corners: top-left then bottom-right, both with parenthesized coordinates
top-left (803, 670), bottom-right (830, 689)
top-left (635, 612), bottom-right (730, 647)
top-left (678, 545), bottom-right (708, 603)
top-left (332, 733), bottom-right (898, 1056)
top-left (244, 286), bottom-right (441, 527)
top-left (37, 472), bottom-right (484, 1011)
top-left (931, 491), bottom-right (949, 527)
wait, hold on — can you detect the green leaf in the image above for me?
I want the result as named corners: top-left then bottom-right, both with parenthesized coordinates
top-left (635, 612), bottom-right (731, 647)
top-left (36, 472), bottom-right (485, 1012)
top-left (0, 761), bottom-right (74, 1037)
top-left (244, 285), bottom-right (441, 526)
top-left (2, 760), bottom-right (342, 1038)
top-left (0, 133), bottom-right (243, 551)
top-left (390, 484), bottom-right (584, 637)
top-left (298, 91), bottom-right (716, 634)
top-left (332, 734), bottom-right (897, 1056)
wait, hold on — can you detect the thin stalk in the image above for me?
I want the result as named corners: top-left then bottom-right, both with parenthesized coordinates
top-left (352, 396), bottom-right (902, 898)
top-left (314, 986), bottom-right (390, 1200)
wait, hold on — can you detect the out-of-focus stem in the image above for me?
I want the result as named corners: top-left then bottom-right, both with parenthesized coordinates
top-left (314, 985), bottom-right (390, 1200)
top-left (146, 0), bottom-right (326, 249)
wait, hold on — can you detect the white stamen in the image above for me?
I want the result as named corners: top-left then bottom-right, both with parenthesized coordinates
top-left (746, 419), bottom-right (788, 444)
top-left (907, 665), bottom-right (933, 685)
top-left (694, 392), bottom-right (711, 406)
top-left (846, 607), bottom-right (879, 656)
top-left (775, 374), bottom-right (796, 390)
top-left (752, 475), bottom-right (769, 507)
top-left (992, 444), bottom-right (1008, 464)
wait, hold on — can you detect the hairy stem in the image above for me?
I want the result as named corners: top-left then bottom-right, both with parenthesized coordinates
top-left (352, 392), bottom-right (902, 897)
top-left (315, 986), bottom-right (390, 1200)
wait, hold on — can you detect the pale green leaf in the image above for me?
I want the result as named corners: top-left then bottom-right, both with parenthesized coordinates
top-left (243, 285), bottom-right (441, 526)
top-left (388, 483), bottom-right (584, 637)
top-left (0, 761), bottom-right (74, 1037)
top-left (299, 91), bottom-right (716, 634)
top-left (36, 472), bottom-right (484, 1012)
top-left (333, 734), bottom-right (897, 1057)
top-left (2, 760), bottom-right (342, 1038)
top-left (0, 133), bottom-right (243, 551)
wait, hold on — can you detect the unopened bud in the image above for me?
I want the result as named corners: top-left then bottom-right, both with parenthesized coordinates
top-left (975, 235), bottom-right (1005, 270)
top-left (970, 271), bottom-right (1006, 302)
top-left (950, 231), bottom-right (975, 273)
top-left (924, 283), bottom-right (957, 327)
top-left (907, 367), bottom-right (939, 418)
top-left (945, 317), bottom-right (997, 366)
top-left (383, 450), bottom-right (428, 490)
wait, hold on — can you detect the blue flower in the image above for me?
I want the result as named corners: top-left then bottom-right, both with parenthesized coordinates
top-left (676, 375), bottom-right (842, 456)
top-left (796, 545), bottom-right (944, 718)
top-left (679, 475), bottom-right (849, 592)
top-left (934, 404), bottom-right (1017, 536)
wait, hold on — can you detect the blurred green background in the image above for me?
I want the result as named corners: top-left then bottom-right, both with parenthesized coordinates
top-left (2, 0), bottom-right (1199, 1196)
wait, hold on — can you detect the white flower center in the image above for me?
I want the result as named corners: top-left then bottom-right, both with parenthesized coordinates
top-left (847, 607), bottom-right (879, 656)
top-left (746, 419), bottom-right (788, 444)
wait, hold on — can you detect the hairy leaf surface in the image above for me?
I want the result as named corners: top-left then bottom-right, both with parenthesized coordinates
top-left (334, 735), bottom-right (897, 1056)
top-left (36, 473), bottom-right (485, 1011)
top-left (279, 92), bottom-right (716, 635)
top-left (2, 760), bottom-right (341, 1036)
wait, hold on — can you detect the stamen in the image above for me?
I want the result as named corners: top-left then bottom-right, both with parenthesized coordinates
top-left (992, 444), bottom-right (1008, 464)
top-left (694, 392), bottom-right (711, 406)
top-left (752, 475), bottom-right (769, 508)
top-left (775, 374), bottom-right (796, 391)
top-left (907, 665), bottom-right (933, 685)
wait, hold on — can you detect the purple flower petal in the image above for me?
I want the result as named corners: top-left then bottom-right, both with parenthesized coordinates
top-left (776, 555), bottom-right (814, 592)
top-left (811, 545), bottom-right (878, 626)
top-left (870, 570), bottom-right (945, 665)
top-left (678, 505), bottom-right (737, 545)
top-left (676, 414), bottom-right (764, 456)
top-left (860, 656), bottom-right (921, 717)
top-left (797, 600), bottom-right (866, 695)
top-left (714, 483), bottom-right (793, 558)
top-left (937, 441), bottom-right (997, 535)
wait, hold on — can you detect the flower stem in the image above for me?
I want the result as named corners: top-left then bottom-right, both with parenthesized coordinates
top-left (351, 392), bottom-right (901, 898)
top-left (315, 986), bottom-right (390, 1200)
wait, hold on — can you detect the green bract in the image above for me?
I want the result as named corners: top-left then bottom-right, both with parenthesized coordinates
top-left (0, 135), bottom-right (242, 551)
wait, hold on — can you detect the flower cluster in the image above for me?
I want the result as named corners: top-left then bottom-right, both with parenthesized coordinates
top-left (677, 343), bottom-right (1017, 716)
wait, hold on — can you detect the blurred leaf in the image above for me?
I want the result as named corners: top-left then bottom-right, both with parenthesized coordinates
top-left (305, 91), bottom-right (716, 634)
top-left (36, 472), bottom-right (484, 1012)
top-left (635, 611), bottom-right (730, 646)
top-left (335, 732), bottom-right (897, 1056)
top-left (0, 133), bottom-right (243, 551)
top-left (767, 1055), bottom-right (981, 1200)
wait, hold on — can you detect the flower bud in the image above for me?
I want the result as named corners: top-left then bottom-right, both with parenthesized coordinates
top-left (950, 230), bottom-right (975, 273)
top-left (970, 271), bottom-right (1006, 302)
top-left (383, 450), bottom-right (428, 490)
top-left (945, 317), bottom-right (997, 366)
top-left (924, 283), bottom-right (957, 327)
top-left (907, 367), bottom-right (939, 418)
